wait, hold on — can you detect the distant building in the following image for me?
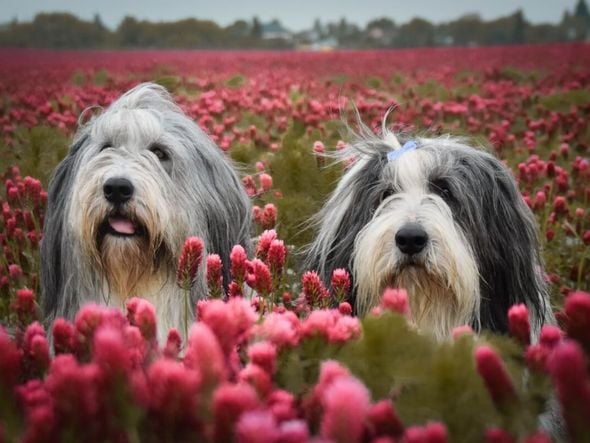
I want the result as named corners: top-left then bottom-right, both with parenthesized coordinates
top-left (434, 34), bottom-right (455, 46)
top-left (563, 0), bottom-right (590, 41)
top-left (310, 37), bottom-right (338, 51)
top-left (367, 27), bottom-right (384, 40)
top-left (261, 20), bottom-right (292, 40)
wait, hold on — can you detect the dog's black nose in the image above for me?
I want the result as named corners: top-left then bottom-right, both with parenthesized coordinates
top-left (103, 177), bottom-right (134, 204)
top-left (395, 223), bottom-right (428, 255)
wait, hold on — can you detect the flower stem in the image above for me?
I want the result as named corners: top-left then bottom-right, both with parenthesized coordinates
top-left (184, 286), bottom-right (189, 341)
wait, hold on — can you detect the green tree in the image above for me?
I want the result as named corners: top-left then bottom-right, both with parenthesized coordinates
top-left (227, 20), bottom-right (250, 37)
top-left (117, 16), bottom-right (141, 47)
top-left (312, 18), bottom-right (324, 39)
top-left (251, 16), bottom-right (262, 39)
top-left (575, 0), bottom-right (590, 21)
top-left (574, 0), bottom-right (590, 38)
top-left (10, 13), bottom-right (108, 48)
top-left (93, 13), bottom-right (106, 32)
top-left (365, 18), bottom-right (396, 47)
top-left (394, 18), bottom-right (435, 47)
top-left (446, 14), bottom-right (483, 46)
top-left (512, 10), bottom-right (527, 44)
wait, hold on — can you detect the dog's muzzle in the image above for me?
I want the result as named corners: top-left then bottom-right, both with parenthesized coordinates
top-left (103, 177), bottom-right (134, 204)
top-left (98, 177), bottom-right (145, 238)
top-left (395, 222), bottom-right (428, 255)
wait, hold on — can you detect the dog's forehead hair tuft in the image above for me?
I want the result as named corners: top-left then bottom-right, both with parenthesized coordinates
top-left (382, 147), bottom-right (438, 193)
top-left (92, 108), bottom-right (165, 151)
top-left (109, 82), bottom-right (180, 113)
top-left (382, 142), bottom-right (496, 195)
top-left (83, 83), bottom-right (188, 154)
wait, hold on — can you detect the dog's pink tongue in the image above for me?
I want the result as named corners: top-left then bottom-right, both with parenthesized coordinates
top-left (108, 217), bottom-right (135, 235)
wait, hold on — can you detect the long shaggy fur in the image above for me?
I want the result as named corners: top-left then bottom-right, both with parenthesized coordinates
top-left (306, 127), bottom-right (553, 340)
top-left (41, 83), bottom-right (251, 340)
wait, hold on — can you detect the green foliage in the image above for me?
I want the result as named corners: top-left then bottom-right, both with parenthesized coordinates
top-left (414, 79), bottom-right (451, 101)
top-left (71, 70), bottom-right (86, 87)
top-left (229, 143), bottom-right (262, 166)
top-left (391, 73), bottom-right (405, 86)
top-left (540, 89), bottom-right (590, 113)
top-left (327, 74), bottom-right (349, 85)
top-left (0, 126), bottom-right (69, 185)
top-left (497, 66), bottom-right (541, 84)
top-left (455, 70), bottom-right (480, 83)
top-left (238, 111), bottom-right (268, 132)
top-left (453, 84), bottom-right (481, 100)
top-left (366, 76), bottom-right (383, 89)
top-left (92, 69), bottom-right (110, 86)
top-left (275, 312), bottom-right (552, 442)
top-left (226, 74), bottom-right (246, 88)
top-left (288, 88), bottom-right (304, 104)
top-left (154, 75), bottom-right (182, 93)
top-left (275, 336), bottom-right (342, 396)
top-left (339, 313), bottom-right (435, 398)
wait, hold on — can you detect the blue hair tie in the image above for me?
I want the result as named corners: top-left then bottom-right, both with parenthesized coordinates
top-left (387, 140), bottom-right (418, 162)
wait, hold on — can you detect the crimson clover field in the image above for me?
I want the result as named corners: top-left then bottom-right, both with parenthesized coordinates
top-left (1, 44), bottom-right (590, 442)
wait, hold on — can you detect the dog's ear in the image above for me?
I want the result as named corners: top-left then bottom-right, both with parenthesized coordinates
top-left (203, 165), bottom-right (252, 289)
top-left (41, 134), bottom-right (88, 321)
top-left (187, 134), bottom-right (252, 289)
top-left (168, 111), bottom-right (252, 292)
top-left (455, 153), bottom-right (549, 334)
top-left (305, 155), bottom-right (385, 305)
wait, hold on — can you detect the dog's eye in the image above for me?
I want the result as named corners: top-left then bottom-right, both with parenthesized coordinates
top-left (150, 146), bottom-right (169, 162)
top-left (100, 142), bottom-right (113, 152)
top-left (430, 179), bottom-right (453, 201)
top-left (373, 187), bottom-right (394, 212)
top-left (381, 187), bottom-right (394, 201)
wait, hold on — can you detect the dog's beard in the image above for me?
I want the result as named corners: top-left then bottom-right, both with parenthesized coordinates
top-left (99, 230), bottom-right (153, 300)
top-left (384, 265), bottom-right (471, 340)
top-left (78, 201), bottom-right (171, 302)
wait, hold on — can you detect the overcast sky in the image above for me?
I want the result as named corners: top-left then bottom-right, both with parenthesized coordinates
top-left (0, 0), bottom-right (578, 30)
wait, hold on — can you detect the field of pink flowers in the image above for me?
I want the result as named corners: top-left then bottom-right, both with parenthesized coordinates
top-left (1, 44), bottom-right (590, 442)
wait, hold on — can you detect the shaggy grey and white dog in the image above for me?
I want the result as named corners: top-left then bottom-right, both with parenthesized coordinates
top-left (306, 126), bottom-right (553, 340)
top-left (41, 83), bottom-right (251, 340)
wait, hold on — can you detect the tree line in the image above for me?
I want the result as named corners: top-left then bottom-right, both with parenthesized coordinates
top-left (0, 2), bottom-right (589, 50)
